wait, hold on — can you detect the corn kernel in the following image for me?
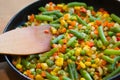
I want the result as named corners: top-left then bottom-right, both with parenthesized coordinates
top-left (64, 13), bottom-right (70, 20)
top-left (85, 61), bottom-right (91, 66)
top-left (74, 6), bottom-right (80, 10)
top-left (80, 77), bottom-right (85, 80)
top-left (95, 58), bottom-right (100, 63)
top-left (75, 48), bottom-right (82, 56)
top-left (63, 5), bottom-right (68, 11)
top-left (103, 13), bottom-right (109, 18)
top-left (57, 4), bottom-right (64, 8)
top-left (51, 27), bottom-right (57, 34)
top-left (79, 61), bottom-right (86, 69)
top-left (53, 67), bottom-right (61, 72)
top-left (60, 19), bottom-right (66, 26)
top-left (83, 45), bottom-right (90, 52)
top-left (41, 63), bottom-right (48, 70)
top-left (51, 71), bottom-right (57, 76)
top-left (55, 57), bottom-right (64, 66)
top-left (91, 64), bottom-right (97, 68)
top-left (35, 74), bottom-right (44, 80)
top-left (16, 63), bottom-right (22, 69)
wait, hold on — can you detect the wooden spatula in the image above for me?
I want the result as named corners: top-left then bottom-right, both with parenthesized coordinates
top-left (0, 25), bottom-right (52, 55)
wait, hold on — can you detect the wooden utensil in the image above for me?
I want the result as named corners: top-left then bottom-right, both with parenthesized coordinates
top-left (0, 25), bottom-right (52, 55)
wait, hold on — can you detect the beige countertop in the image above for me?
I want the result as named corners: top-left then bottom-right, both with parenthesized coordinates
top-left (0, 0), bottom-right (36, 80)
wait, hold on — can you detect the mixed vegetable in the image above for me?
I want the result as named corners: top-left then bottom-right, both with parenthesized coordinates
top-left (13, 2), bottom-right (120, 80)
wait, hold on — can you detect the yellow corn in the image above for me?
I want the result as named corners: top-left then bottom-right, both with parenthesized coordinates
top-left (16, 63), bottom-right (22, 69)
top-left (55, 57), bottom-right (64, 66)
top-left (60, 19), bottom-right (66, 26)
top-left (57, 4), bottom-right (64, 8)
top-left (67, 59), bottom-right (73, 63)
top-left (91, 64), bottom-right (97, 68)
top-left (74, 6), bottom-right (80, 10)
top-left (85, 61), bottom-right (91, 66)
top-left (63, 5), bottom-right (68, 11)
top-left (51, 27), bottom-right (57, 34)
top-left (95, 58), bottom-right (100, 64)
top-left (83, 45), bottom-right (90, 52)
top-left (35, 74), bottom-right (44, 80)
top-left (79, 61), bottom-right (86, 69)
top-left (41, 63), bottom-right (48, 70)
top-left (51, 71), bottom-right (57, 76)
top-left (53, 67), bottom-right (61, 72)
top-left (103, 13), bottom-right (109, 18)
top-left (75, 48), bottom-right (81, 56)
top-left (80, 77), bottom-right (86, 80)
top-left (64, 13), bottom-right (70, 20)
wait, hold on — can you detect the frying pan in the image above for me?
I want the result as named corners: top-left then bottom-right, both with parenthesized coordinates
top-left (1, 0), bottom-right (120, 80)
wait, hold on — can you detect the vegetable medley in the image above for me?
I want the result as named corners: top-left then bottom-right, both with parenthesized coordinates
top-left (13, 2), bottom-right (120, 80)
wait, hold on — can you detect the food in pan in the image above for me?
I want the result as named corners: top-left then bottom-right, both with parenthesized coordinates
top-left (12, 2), bottom-right (120, 80)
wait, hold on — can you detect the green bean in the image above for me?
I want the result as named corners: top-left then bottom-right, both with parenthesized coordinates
top-left (89, 15), bottom-right (96, 22)
top-left (36, 69), bottom-right (42, 74)
top-left (102, 55), bottom-right (114, 63)
top-left (69, 30), bottom-right (85, 39)
top-left (108, 56), bottom-right (120, 71)
top-left (71, 62), bottom-right (78, 80)
top-left (111, 14), bottom-right (120, 24)
top-left (76, 15), bottom-right (88, 26)
top-left (35, 15), bottom-right (53, 21)
top-left (113, 41), bottom-right (120, 48)
top-left (68, 63), bottom-right (75, 80)
top-left (80, 69), bottom-right (93, 80)
top-left (50, 23), bottom-right (60, 29)
top-left (42, 10), bottom-right (63, 17)
top-left (103, 67), bottom-right (120, 80)
top-left (50, 19), bottom-right (60, 24)
top-left (52, 34), bottom-right (64, 44)
top-left (110, 26), bottom-right (120, 33)
top-left (39, 48), bottom-right (57, 62)
top-left (97, 40), bottom-right (103, 48)
top-left (67, 37), bottom-right (77, 47)
top-left (62, 76), bottom-right (71, 80)
top-left (21, 59), bottom-right (30, 68)
top-left (46, 59), bottom-right (54, 67)
top-left (67, 2), bottom-right (87, 7)
top-left (108, 31), bottom-right (115, 37)
top-left (38, 7), bottom-right (46, 12)
top-left (46, 72), bottom-right (59, 80)
top-left (87, 6), bottom-right (94, 11)
top-left (98, 26), bottom-right (108, 46)
top-left (104, 49), bottom-right (120, 55)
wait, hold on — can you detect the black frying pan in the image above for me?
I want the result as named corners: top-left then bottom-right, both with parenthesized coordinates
top-left (2, 0), bottom-right (120, 80)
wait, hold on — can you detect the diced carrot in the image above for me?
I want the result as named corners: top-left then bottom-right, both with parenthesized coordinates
top-left (106, 36), bottom-right (111, 41)
top-left (78, 24), bottom-right (82, 29)
top-left (86, 41), bottom-right (94, 47)
top-left (107, 22), bottom-right (114, 28)
top-left (80, 7), bottom-right (87, 13)
top-left (101, 60), bottom-right (107, 66)
top-left (59, 45), bottom-right (67, 53)
top-left (70, 21), bottom-right (76, 26)
top-left (94, 25), bottom-right (98, 29)
top-left (36, 63), bottom-right (41, 69)
top-left (91, 10), bottom-right (96, 16)
top-left (62, 39), bottom-right (67, 44)
top-left (114, 47), bottom-right (120, 50)
top-left (68, 25), bottom-right (74, 29)
top-left (48, 6), bottom-right (54, 11)
top-left (52, 44), bottom-right (58, 48)
top-left (41, 71), bottom-right (46, 77)
top-left (116, 33), bottom-right (120, 37)
top-left (94, 29), bottom-right (98, 35)
top-left (26, 70), bottom-right (31, 75)
top-left (87, 58), bottom-right (92, 61)
top-left (117, 63), bottom-right (120, 67)
top-left (69, 33), bottom-right (74, 37)
top-left (28, 74), bottom-right (34, 79)
top-left (103, 21), bottom-right (108, 27)
top-left (95, 20), bottom-right (102, 26)
top-left (29, 14), bottom-right (34, 22)
top-left (53, 52), bottom-right (58, 57)
top-left (49, 2), bottom-right (53, 6)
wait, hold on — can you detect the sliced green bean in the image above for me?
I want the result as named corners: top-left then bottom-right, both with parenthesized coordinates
top-left (102, 55), bottom-right (114, 63)
top-left (35, 15), bottom-right (53, 21)
top-left (69, 30), bottom-right (85, 39)
top-left (67, 2), bottom-right (87, 7)
top-left (52, 34), bottom-right (64, 44)
top-left (67, 37), bottom-right (77, 47)
top-left (111, 14), bottom-right (120, 24)
top-left (39, 48), bottom-right (57, 62)
top-left (68, 63), bottom-right (75, 80)
top-left (42, 10), bottom-right (63, 17)
top-left (46, 72), bottom-right (59, 80)
top-left (98, 26), bottom-right (108, 46)
top-left (103, 67), bottom-right (120, 80)
top-left (104, 49), bottom-right (120, 55)
top-left (50, 19), bottom-right (60, 24)
top-left (113, 41), bottom-right (120, 48)
top-left (50, 24), bottom-right (60, 29)
top-left (38, 7), bottom-right (46, 12)
top-left (76, 15), bottom-right (88, 26)
top-left (62, 76), bottom-right (71, 80)
top-left (80, 69), bottom-right (93, 80)
top-left (110, 26), bottom-right (120, 33)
